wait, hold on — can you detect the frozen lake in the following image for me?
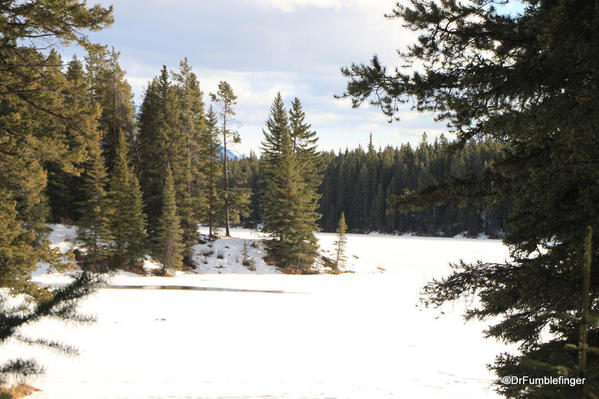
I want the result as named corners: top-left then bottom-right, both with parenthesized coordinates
top-left (6, 228), bottom-right (512, 398)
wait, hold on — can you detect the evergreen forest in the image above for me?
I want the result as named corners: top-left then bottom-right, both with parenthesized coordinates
top-left (1, 0), bottom-right (598, 398)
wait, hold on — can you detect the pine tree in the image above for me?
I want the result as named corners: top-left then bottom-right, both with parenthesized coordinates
top-left (172, 59), bottom-right (205, 265)
top-left (289, 97), bottom-right (321, 191)
top-left (61, 55), bottom-right (114, 272)
top-left (334, 212), bottom-right (348, 270)
top-left (108, 130), bottom-right (148, 269)
top-left (202, 106), bottom-right (223, 237)
top-left (210, 81), bottom-right (239, 237)
top-left (260, 93), bottom-right (290, 235)
top-left (44, 54), bottom-right (89, 224)
top-left (0, 0), bottom-right (113, 384)
top-left (289, 97), bottom-right (322, 232)
top-left (341, 1), bottom-right (599, 396)
top-left (156, 166), bottom-right (184, 274)
top-left (138, 62), bottom-right (209, 265)
top-left (85, 47), bottom-right (136, 173)
top-left (77, 136), bottom-right (113, 272)
top-left (137, 78), bottom-right (167, 238)
top-left (0, 191), bottom-right (42, 297)
top-left (260, 96), bottom-right (320, 272)
top-left (270, 131), bottom-right (319, 272)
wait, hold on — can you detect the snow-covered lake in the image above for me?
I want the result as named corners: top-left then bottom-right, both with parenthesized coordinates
top-left (6, 228), bottom-right (512, 398)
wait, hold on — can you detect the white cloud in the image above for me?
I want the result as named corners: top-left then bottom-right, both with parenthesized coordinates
top-left (84, 0), bottom-right (446, 154)
top-left (253, 0), bottom-right (342, 12)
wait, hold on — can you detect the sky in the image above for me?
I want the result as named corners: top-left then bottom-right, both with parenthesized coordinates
top-left (70, 0), bottom-right (520, 155)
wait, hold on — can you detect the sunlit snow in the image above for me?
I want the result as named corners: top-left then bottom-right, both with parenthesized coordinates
top-left (4, 225), bottom-right (513, 399)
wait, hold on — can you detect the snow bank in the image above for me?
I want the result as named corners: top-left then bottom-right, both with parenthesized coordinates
top-left (10, 226), bottom-right (513, 398)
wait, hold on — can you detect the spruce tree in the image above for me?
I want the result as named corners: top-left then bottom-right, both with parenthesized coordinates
top-left (202, 106), bottom-right (223, 237)
top-left (334, 212), bottom-right (348, 270)
top-left (76, 136), bottom-right (113, 272)
top-left (138, 63), bottom-right (204, 266)
top-left (0, 191), bottom-right (42, 297)
top-left (210, 81), bottom-right (239, 237)
top-left (172, 59), bottom-right (205, 265)
top-left (260, 97), bottom-right (320, 272)
top-left (0, 0), bottom-right (113, 383)
top-left (270, 130), bottom-right (319, 272)
top-left (156, 166), bottom-right (184, 274)
top-left (44, 54), bottom-right (92, 224)
top-left (108, 130), bottom-right (148, 269)
top-left (289, 97), bottom-right (321, 191)
top-left (260, 93), bottom-right (290, 235)
top-left (137, 78), bottom-right (167, 237)
top-left (340, 1), bottom-right (599, 396)
top-left (64, 55), bottom-right (113, 272)
top-left (85, 47), bottom-right (136, 173)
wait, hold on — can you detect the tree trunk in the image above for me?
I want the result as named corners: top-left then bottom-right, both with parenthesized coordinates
top-left (222, 109), bottom-right (230, 237)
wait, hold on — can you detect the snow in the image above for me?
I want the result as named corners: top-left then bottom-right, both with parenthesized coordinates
top-left (193, 229), bottom-right (278, 274)
top-left (4, 226), bottom-right (513, 398)
top-left (33, 224), bottom-right (78, 276)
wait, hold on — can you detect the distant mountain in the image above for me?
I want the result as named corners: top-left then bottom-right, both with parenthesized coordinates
top-left (219, 146), bottom-right (243, 160)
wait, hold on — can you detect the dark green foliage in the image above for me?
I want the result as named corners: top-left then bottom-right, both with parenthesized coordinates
top-left (340, 1), bottom-right (599, 397)
top-left (108, 130), bottom-right (148, 268)
top-left (202, 107), bottom-right (223, 236)
top-left (289, 97), bottom-right (322, 195)
top-left (210, 81), bottom-right (240, 237)
top-left (76, 136), bottom-right (113, 272)
top-left (335, 212), bottom-right (347, 270)
top-left (233, 136), bottom-right (507, 237)
top-left (137, 78), bottom-right (167, 238)
top-left (173, 58), bottom-right (206, 263)
top-left (85, 47), bottom-right (136, 173)
top-left (260, 93), bottom-right (291, 234)
top-left (155, 166), bottom-right (184, 274)
top-left (226, 160), bottom-right (252, 226)
top-left (45, 49), bottom-right (134, 224)
top-left (0, 190), bottom-right (42, 297)
top-left (318, 136), bottom-right (507, 236)
top-left (0, 0), bottom-right (113, 384)
top-left (260, 94), bottom-right (321, 273)
top-left (66, 56), bottom-right (114, 272)
top-left (137, 62), bottom-right (207, 265)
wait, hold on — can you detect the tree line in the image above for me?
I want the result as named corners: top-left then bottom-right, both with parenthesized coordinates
top-left (228, 134), bottom-right (508, 237)
top-left (42, 50), bottom-right (330, 274)
top-left (1, 0), bottom-right (326, 383)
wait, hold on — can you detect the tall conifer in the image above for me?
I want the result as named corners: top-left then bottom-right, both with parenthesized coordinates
top-left (269, 130), bottom-right (319, 272)
top-left (0, 0), bottom-right (113, 383)
top-left (85, 47), bottom-right (136, 173)
top-left (156, 166), bottom-right (184, 274)
top-left (260, 93), bottom-right (290, 235)
top-left (210, 81), bottom-right (239, 237)
top-left (76, 136), bottom-right (113, 272)
top-left (172, 59), bottom-right (205, 264)
top-left (202, 106), bottom-right (223, 237)
top-left (137, 78), bottom-right (167, 238)
top-left (335, 212), bottom-right (348, 270)
top-left (289, 97), bottom-right (321, 192)
top-left (340, 0), bottom-right (599, 395)
top-left (109, 130), bottom-right (148, 268)
top-left (260, 94), bottom-right (320, 272)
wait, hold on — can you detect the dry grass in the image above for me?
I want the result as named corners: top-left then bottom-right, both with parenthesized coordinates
top-left (0, 384), bottom-right (41, 398)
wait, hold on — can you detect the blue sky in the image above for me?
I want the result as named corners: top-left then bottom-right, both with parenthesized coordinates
top-left (73, 0), bottom-right (521, 154)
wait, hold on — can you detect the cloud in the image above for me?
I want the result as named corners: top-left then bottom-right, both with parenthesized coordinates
top-left (81, 0), bottom-right (446, 155)
top-left (254, 0), bottom-right (343, 12)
